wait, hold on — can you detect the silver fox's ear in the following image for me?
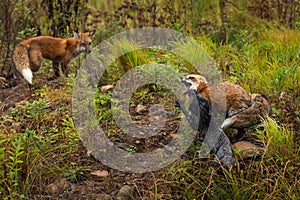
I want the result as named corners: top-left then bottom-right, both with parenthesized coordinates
top-left (89, 30), bottom-right (96, 38)
top-left (73, 31), bottom-right (79, 39)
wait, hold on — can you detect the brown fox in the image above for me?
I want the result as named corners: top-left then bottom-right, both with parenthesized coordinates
top-left (13, 31), bottom-right (96, 85)
top-left (181, 74), bottom-right (271, 130)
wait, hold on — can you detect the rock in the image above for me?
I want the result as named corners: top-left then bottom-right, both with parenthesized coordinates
top-left (117, 185), bottom-right (134, 200)
top-left (136, 104), bottom-right (147, 114)
top-left (45, 178), bottom-right (69, 195)
top-left (135, 140), bottom-right (141, 144)
top-left (232, 141), bottom-right (263, 159)
top-left (115, 143), bottom-right (131, 150)
top-left (101, 85), bottom-right (114, 92)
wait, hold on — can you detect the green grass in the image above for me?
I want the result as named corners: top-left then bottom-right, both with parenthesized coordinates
top-left (1, 27), bottom-right (299, 199)
top-left (1, 0), bottom-right (299, 198)
top-left (93, 31), bottom-right (299, 199)
top-left (160, 117), bottom-right (298, 199)
top-left (0, 80), bottom-right (81, 199)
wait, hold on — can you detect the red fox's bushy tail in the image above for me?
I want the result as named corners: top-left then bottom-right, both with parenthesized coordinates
top-left (221, 94), bottom-right (271, 129)
top-left (13, 44), bottom-right (33, 84)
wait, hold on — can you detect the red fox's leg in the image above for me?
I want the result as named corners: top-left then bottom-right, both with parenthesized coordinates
top-left (53, 61), bottom-right (60, 78)
top-left (61, 63), bottom-right (69, 77)
top-left (47, 61), bottom-right (60, 81)
top-left (62, 56), bottom-right (72, 78)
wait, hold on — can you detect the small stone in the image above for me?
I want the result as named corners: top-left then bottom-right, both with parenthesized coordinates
top-left (135, 140), bottom-right (141, 144)
top-left (45, 178), bottom-right (69, 195)
top-left (117, 185), bottom-right (134, 200)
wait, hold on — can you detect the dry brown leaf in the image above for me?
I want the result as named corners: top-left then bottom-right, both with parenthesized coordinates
top-left (90, 170), bottom-right (109, 177)
top-left (232, 141), bottom-right (263, 158)
top-left (101, 85), bottom-right (114, 92)
top-left (170, 133), bottom-right (178, 139)
top-left (136, 104), bottom-right (147, 114)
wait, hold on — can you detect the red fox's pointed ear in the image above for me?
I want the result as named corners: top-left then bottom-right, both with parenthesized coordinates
top-left (73, 31), bottom-right (79, 39)
top-left (89, 30), bottom-right (96, 38)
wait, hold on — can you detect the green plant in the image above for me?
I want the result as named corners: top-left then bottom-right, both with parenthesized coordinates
top-left (34, 85), bottom-right (49, 97)
top-left (1, 129), bottom-right (43, 199)
top-left (64, 167), bottom-right (88, 183)
top-left (94, 89), bottom-right (113, 122)
top-left (10, 98), bottom-right (49, 119)
top-left (172, 38), bottom-right (220, 81)
top-left (162, 145), bottom-right (299, 199)
top-left (0, 134), bottom-right (7, 195)
top-left (126, 145), bottom-right (137, 153)
top-left (255, 117), bottom-right (295, 158)
top-left (6, 135), bottom-right (25, 198)
top-left (62, 116), bottom-right (79, 153)
top-left (111, 39), bottom-right (152, 73)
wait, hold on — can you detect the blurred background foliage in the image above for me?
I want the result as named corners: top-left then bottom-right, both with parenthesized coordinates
top-left (1, 0), bottom-right (300, 77)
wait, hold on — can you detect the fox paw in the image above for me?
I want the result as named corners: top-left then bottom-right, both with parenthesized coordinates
top-left (221, 118), bottom-right (234, 129)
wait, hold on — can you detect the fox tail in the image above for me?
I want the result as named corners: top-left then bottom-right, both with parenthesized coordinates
top-left (13, 44), bottom-right (32, 84)
top-left (221, 94), bottom-right (271, 129)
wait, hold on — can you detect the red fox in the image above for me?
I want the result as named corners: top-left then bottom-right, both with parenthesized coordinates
top-left (181, 74), bottom-right (271, 130)
top-left (13, 31), bottom-right (96, 86)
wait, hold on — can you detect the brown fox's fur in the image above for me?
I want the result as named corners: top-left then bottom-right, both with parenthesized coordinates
top-left (13, 31), bottom-right (95, 85)
top-left (182, 74), bottom-right (271, 129)
top-left (221, 93), bottom-right (271, 129)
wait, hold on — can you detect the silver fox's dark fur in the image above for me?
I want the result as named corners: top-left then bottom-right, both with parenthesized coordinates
top-left (176, 88), bottom-right (236, 166)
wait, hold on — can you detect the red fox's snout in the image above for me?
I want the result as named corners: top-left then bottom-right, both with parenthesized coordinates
top-left (86, 47), bottom-right (92, 54)
top-left (74, 30), bottom-right (95, 55)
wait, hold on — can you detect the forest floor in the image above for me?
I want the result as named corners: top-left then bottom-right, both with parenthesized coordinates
top-left (1, 50), bottom-right (299, 199)
top-left (1, 75), bottom-right (258, 199)
top-left (0, 76), bottom-right (187, 199)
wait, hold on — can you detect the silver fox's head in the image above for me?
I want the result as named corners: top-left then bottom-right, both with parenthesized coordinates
top-left (73, 30), bottom-right (96, 54)
top-left (181, 74), bottom-right (208, 93)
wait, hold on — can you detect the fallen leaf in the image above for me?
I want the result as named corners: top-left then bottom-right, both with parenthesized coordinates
top-left (101, 85), bottom-right (114, 92)
top-left (232, 141), bottom-right (263, 158)
top-left (91, 170), bottom-right (109, 177)
top-left (136, 104), bottom-right (147, 114)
